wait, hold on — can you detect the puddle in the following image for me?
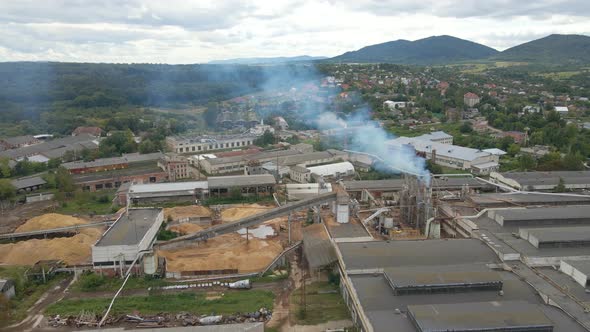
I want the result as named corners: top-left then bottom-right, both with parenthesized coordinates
top-left (237, 225), bottom-right (275, 239)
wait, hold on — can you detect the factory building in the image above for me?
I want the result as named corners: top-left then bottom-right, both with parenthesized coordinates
top-left (388, 137), bottom-right (499, 174)
top-left (334, 239), bottom-right (585, 332)
top-left (126, 181), bottom-right (209, 205)
top-left (490, 171), bottom-right (590, 191)
top-left (559, 260), bottom-right (590, 288)
top-left (166, 134), bottom-right (259, 154)
top-left (208, 174), bottom-right (275, 197)
top-left (92, 208), bottom-right (164, 276)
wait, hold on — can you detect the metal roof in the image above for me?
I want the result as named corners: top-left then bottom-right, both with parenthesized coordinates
top-left (0, 134), bottom-right (97, 160)
top-left (11, 176), bottom-right (46, 190)
top-left (470, 193), bottom-right (590, 207)
top-left (302, 224), bottom-right (337, 269)
top-left (72, 165), bottom-right (164, 183)
top-left (129, 181), bottom-right (208, 194)
top-left (307, 161), bottom-right (354, 177)
top-left (206, 149), bottom-right (299, 165)
top-left (383, 264), bottom-right (502, 289)
top-left (0, 135), bottom-right (37, 146)
top-left (62, 157), bottom-right (126, 170)
top-left (498, 171), bottom-right (590, 187)
top-left (95, 208), bottom-right (162, 246)
top-left (388, 137), bottom-right (492, 162)
top-left (524, 226), bottom-right (590, 243)
top-left (494, 205), bottom-right (590, 222)
top-left (562, 260), bottom-right (590, 276)
top-left (407, 301), bottom-right (553, 332)
top-left (207, 174), bottom-right (275, 188)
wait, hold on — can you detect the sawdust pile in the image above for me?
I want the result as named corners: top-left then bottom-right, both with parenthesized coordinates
top-left (0, 229), bottom-right (102, 266)
top-left (0, 213), bottom-right (102, 266)
top-left (15, 213), bottom-right (88, 232)
top-left (159, 233), bottom-right (283, 273)
top-left (168, 223), bottom-right (204, 235)
top-left (221, 204), bottom-right (271, 222)
top-left (164, 206), bottom-right (212, 221)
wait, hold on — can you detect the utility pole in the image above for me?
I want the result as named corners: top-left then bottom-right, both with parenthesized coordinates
top-left (288, 213), bottom-right (292, 245)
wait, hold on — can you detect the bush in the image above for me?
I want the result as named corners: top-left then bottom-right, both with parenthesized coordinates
top-left (97, 195), bottom-right (110, 203)
top-left (79, 273), bottom-right (107, 291)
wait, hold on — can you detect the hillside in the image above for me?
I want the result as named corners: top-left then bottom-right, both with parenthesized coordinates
top-left (493, 34), bottom-right (590, 64)
top-left (329, 35), bottom-right (499, 65)
top-left (209, 55), bottom-right (327, 65)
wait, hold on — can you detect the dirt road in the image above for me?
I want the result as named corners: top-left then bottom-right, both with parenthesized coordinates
top-left (0, 201), bottom-right (57, 233)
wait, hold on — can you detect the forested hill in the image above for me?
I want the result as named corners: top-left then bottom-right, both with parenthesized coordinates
top-left (329, 35), bottom-right (499, 64)
top-left (492, 34), bottom-right (590, 64)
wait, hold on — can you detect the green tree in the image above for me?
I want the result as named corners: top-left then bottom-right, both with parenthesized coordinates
top-left (459, 122), bottom-right (473, 133)
top-left (55, 167), bottom-right (76, 195)
top-left (555, 177), bottom-right (566, 193)
top-left (425, 160), bottom-right (443, 174)
top-left (254, 130), bottom-right (276, 147)
top-left (518, 154), bottom-right (536, 171)
top-left (139, 139), bottom-right (158, 154)
top-left (0, 157), bottom-right (11, 178)
top-left (507, 144), bottom-right (520, 157)
top-left (0, 179), bottom-right (16, 210)
top-left (562, 152), bottom-right (584, 171)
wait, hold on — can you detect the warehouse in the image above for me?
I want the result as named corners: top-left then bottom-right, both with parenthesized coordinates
top-left (559, 260), bottom-right (590, 287)
top-left (469, 192), bottom-right (590, 208)
top-left (491, 205), bottom-right (590, 227)
top-left (342, 177), bottom-right (491, 195)
top-left (208, 174), bottom-right (275, 197)
top-left (92, 208), bottom-right (164, 276)
top-left (0, 134), bottom-right (98, 162)
top-left (307, 161), bottom-right (355, 181)
top-left (199, 149), bottom-right (300, 175)
top-left (388, 137), bottom-right (499, 174)
top-left (166, 133), bottom-right (259, 154)
top-left (127, 181), bottom-right (209, 205)
top-left (11, 176), bottom-right (47, 194)
top-left (519, 226), bottom-right (590, 248)
top-left (74, 165), bottom-right (168, 192)
top-left (491, 170), bottom-right (590, 191)
top-left (335, 239), bottom-right (586, 332)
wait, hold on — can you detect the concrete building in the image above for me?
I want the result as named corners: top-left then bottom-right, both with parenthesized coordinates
top-left (92, 208), bottom-right (164, 276)
top-left (0, 135), bottom-right (41, 149)
top-left (127, 181), bottom-right (209, 205)
top-left (0, 279), bottom-right (15, 299)
top-left (414, 131), bottom-right (454, 145)
top-left (307, 161), bottom-right (355, 181)
top-left (289, 165), bottom-right (310, 183)
top-left (158, 154), bottom-right (190, 181)
top-left (389, 137), bottom-right (499, 174)
top-left (208, 174), bottom-right (275, 197)
top-left (335, 239), bottom-right (585, 331)
top-left (464, 92), bottom-right (480, 107)
top-left (490, 171), bottom-right (590, 191)
top-left (166, 134), bottom-right (259, 154)
top-left (555, 106), bottom-right (569, 115)
top-left (74, 165), bottom-right (168, 192)
top-left (0, 134), bottom-right (99, 163)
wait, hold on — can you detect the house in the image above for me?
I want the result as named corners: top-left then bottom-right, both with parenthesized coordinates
top-left (0, 279), bottom-right (15, 299)
top-left (72, 126), bottom-right (103, 137)
top-left (521, 105), bottom-right (541, 116)
top-left (0, 135), bottom-right (41, 150)
top-left (383, 101), bottom-right (408, 111)
top-left (464, 92), bottom-right (480, 107)
top-left (555, 106), bottom-right (569, 115)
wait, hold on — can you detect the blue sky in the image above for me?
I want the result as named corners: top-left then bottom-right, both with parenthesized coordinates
top-left (0, 0), bottom-right (588, 63)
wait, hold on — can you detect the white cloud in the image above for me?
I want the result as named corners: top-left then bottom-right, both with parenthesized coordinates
top-left (0, 0), bottom-right (588, 63)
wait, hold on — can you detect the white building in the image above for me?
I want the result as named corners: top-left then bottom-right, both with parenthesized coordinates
top-left (92, 208), bottom-right (164, 275)
top-left (414, 131), bottom-right (454, 145)
top-left (308, 161), bottom-right (355, 179)
top-left (383, 100), bottom-right (408, 111)
top-left (521, 105), bottom-right (541, 115)
top-left (388, 137), bottom-right (499, 175)
top-left (555, 106), bottom-right (569, 115)
top-left (166, 134), bottom-right (259, 154)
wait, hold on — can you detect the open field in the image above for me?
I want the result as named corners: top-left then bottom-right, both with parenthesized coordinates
top-left (56, 190), bottom-right (116, 215)
top-left (46, 290), bottom-right (275, 316)
top-left (290, 282), bottom-right (350, 325)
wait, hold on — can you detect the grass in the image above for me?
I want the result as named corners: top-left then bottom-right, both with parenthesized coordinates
top-left (250, 268), bottom-right (289, 283)
top-left (56, 190), bottom-right (116, 215)
top-left (0, 266), bottom-right (65, 327)
top-left (46, 290), bottom-right (275, 316)
top-left (70, 273), bottom-right (169, 293)
top-left (290, 282), bottom-right (350, 325)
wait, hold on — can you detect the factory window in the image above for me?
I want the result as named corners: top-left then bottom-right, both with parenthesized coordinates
top-left (236, 142), bottom-right (240, 147)
top-left (105, 183), bottom-right (113, 189)
top-left (192, 147), bottom-right (195, 151)
top-left (150, 176), bottom-right (156, 183)
top-left (198, 146), bottom-right (202, 151)
top-left (179, 148), bottom-right (183, 153)
top-left (95, 184), bottom-right (104, 190)
top-left (115, 181), bottom-right (121, 187)
top-left (231, 142), bottom-right (235, 147)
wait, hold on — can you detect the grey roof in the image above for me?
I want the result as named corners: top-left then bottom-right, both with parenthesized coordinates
top-left (278, 151), bottom-right (343, 166)
top-left (11, 176), bottom-right (46, 190)
top-left (302, 224), bottom-right (336, 269)
top-left (62, 157), bottom-right (126, 170)
top-left (123, 152), bottom-right (165, 163)
top-left (129, 181), bottom-right (208, 194)
top-left (207, 174), bottom-right (275, 188)
top-left (341, 177), bottom-right (491, 192)
top-left (407, 301), bottom-right (553, 332)
top-left (499, 171), bottom-right (590, 187)
top-left (389, 137), bottom-right (492, 162)
top-left (383, 264), bottom-right (502, 289)
top-left (0, 135), bottom-right (37, 146)
top-left (494, 205), bottom-right (590, 224)
top-left (206, 149), bottom-right (299, 166)
top-left (0, 134), bottom-right (97, 160)
top-left (95, 208), bottom-right (162, 246)
top-left (562, 260), bottom-right (590, 276)
top-left (338, 239), bottom-right (498, 271)
top-left (470, 193), bottom-right (590, 207)
top-left (39, 141), bottom-right (99, 159)
top-left (525, 226), bottom-right (590, 243)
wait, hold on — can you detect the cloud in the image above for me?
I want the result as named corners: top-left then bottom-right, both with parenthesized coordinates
top-left (0, 0), bottom-right (588, 63)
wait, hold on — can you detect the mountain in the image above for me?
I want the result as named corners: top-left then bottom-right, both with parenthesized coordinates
top-left (328, 35), bottom-right (499, 64)
top-left (493, 34), bottom-right (590, 64)
top-left (209, 55), bottom-right (327, 65)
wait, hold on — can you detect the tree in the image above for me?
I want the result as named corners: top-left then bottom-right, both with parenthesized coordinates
top-left (426, 160), bottom-right (443, 174)
top-left (139, 139), bottom-right (158, 154)
top-left (518, 154), bottom-right (536, 171)
top-left (254, 130), bottom-right (276, 147)
top-left (0, 157), bottom-right (11, 178)
top-left (459, 122), bottom-right (473, 133)
top-left (0, 179), bottom-right (16, 211)
top-left (562, 152), bottom-right (584, 171)
top-left (555, 177), bottom-right (566, 193)
top-left (55, 167), bottom-right (75, 195)
top-left (507, 144), bottom-right (520, 157)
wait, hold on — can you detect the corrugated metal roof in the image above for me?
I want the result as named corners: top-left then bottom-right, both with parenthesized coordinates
top-left (307, 161), bottom-right (354, 177)
top-left (389, 137), bottom-right (492, 162)
top-left (11, 176), bottom-right (46, 190)
top-left (129, 181), bottom-right (208, 194)
top-left (208, 174), bottom-right (275, 188)
top-left (302, 224), bottom-right (336, 269)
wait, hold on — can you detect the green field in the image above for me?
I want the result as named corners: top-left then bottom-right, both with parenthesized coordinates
top-left (46, 290), bottom-right (275, 316)
top-left (56, 190), bottom-right (116, 215)
top-left (70, 273), bottom-right (169, 293)
top-left (290, 282), bottom-right (350, 325)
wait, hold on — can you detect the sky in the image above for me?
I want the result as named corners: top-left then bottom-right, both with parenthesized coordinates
top-left (0, 0), bottom-right (589, 64)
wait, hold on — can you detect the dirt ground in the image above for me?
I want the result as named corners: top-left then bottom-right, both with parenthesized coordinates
top-left (221, 204), bottom-right (272, 222)
top-left (0, 200), bottom-right (57, 233)
top-left (164, 206), bottom-right (212, 221)
top-left (0, 213), bottom-right (103, 265)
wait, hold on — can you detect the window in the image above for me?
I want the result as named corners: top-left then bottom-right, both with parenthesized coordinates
top-left (95, 184), bottom-right (104, 190)
top-left (105, 183), bottom-right (113, 188)
top-left (150, 177), bottom-right (156, 183)
top-left (198, 146), bottom-right (202, 151)
top-left (192, 146), bottom-right (195, 151)
top-left (179, 148), bottom-right (183, 153)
